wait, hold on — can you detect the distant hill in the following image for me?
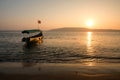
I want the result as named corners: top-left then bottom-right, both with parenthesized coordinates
top-left (48, 27), bottom-right (120, 32)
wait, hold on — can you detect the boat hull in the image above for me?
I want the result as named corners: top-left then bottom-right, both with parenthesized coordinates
top-left (22, 36), bottom-right (43, 44)
top-left (22, 29), bottom-right (43, 47)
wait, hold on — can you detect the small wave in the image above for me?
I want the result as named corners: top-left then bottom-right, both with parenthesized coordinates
top-left (0, 52), bottom-right (120, 63)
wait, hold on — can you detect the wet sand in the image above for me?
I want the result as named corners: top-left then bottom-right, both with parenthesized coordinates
top-left (1, 73), bottom-right (120, 80)
top-left (0, 62), bottom-right (120, 80)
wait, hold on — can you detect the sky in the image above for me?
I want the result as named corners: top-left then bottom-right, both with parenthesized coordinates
top-left (0, 0), bottom-right (120, 30)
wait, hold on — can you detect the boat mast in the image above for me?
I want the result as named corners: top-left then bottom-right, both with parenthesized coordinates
top-left (38, 20), bottom-right (41, 29)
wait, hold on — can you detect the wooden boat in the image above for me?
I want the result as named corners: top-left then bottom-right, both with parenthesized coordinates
top-left (22, 29), bottom-right (43, 45)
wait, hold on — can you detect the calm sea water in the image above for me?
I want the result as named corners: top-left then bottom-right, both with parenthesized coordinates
top-left (0, 31), bottom-right (120, 64)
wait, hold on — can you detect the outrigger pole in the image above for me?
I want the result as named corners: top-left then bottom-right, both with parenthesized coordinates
top-left (38, 20), bottom-right (41, 29)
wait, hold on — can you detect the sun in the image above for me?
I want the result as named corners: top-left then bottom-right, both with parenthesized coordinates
top-left (86, 20), bottom-right (94, 28)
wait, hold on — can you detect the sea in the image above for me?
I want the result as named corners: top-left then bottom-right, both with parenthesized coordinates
top-left (0, 30), bottom-right (120, 64)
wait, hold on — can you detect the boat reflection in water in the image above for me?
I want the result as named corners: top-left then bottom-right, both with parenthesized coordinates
top-left (22, 29), bottom-right (43, 48)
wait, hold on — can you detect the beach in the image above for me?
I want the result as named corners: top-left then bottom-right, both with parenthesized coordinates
top-left (1, 73), bottom-right (120, 80)
top-left (0, 62), bottom-right (120, 80)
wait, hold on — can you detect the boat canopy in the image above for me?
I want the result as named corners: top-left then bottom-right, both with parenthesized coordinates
top-left (22, 29), bottom-right (42, 34)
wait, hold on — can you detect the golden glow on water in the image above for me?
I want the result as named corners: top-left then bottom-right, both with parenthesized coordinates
top-left (87, 32), bottom-right (92, 47)
top-left (87, 32), bottom-right (93, 54)
top-left (85, 32), bottom-right (96, 66)
top-left (84, 62), bottom-right (96, 66)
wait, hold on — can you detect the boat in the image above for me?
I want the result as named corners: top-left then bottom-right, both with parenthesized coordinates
top-left (22, 29), bottom-right (43, 46)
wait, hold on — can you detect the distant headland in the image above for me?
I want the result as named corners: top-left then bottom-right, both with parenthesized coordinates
top-left (48, 27), bottom-right (120, 32)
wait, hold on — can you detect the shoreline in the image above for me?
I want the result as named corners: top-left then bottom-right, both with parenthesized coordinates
top-left (1, 73), bottom-right (120, 80)
top-left (0, 62), bottom-right (120, 74)
top-left (0, 62), bottom-right (120, 80)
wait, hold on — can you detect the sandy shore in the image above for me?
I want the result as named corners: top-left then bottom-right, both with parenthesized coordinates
top-left (0, 62), bottom-right (120, 80)
top-left (1, 73), bottom-right (120, 80)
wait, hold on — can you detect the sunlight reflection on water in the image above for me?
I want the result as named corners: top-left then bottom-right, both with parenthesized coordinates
top-left (85, 62), bottom-right (96, 66)
top-left (87, 32), bottom-right (94, 55)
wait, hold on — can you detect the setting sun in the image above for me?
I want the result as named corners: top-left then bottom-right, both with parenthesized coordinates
top-left (86, 20), bottom-right (94, 28)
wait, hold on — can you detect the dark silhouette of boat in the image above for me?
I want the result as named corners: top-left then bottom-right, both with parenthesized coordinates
top-left (22, 29), bottom-right (43, 46)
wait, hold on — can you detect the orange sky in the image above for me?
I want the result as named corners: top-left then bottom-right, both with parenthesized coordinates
top-left (0, 0), bottom-right (120, 30)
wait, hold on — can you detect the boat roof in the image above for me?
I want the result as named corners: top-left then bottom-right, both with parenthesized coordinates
top-left (22, 29), bottom-right (42, 34)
